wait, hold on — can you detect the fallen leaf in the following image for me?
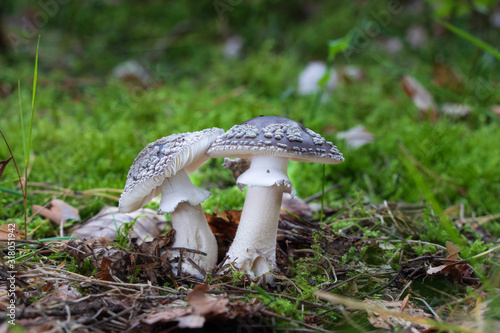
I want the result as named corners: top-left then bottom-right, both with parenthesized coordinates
top-left (440, 103), bottom-right (470, 118)
top-left (365, 299), bottom-right (432, 330)
top-left (112, 60), bottom-right (155, 87)
top-left (177, 314), bottom-right (206, 328)
top-left (446, 241), bottom-right (461, 260)
top-left (492, 9), bottom-right (500, 28)
top-left (402, 75), bottom-right (438, 122)
top-left (336, 125), bottom-right (374, 148)
top-left (298, 61), bottom-right (337, 95)
top-left (185, 284), bottom-right (229, 316)
top-left (340, 65), bottom-right (365, 82)
top-left (406, 25), bottom-right (427, 48)
top-left (142, 307), bottom-right (192, 325)
top-left (432, 63), bottom-right (464, 92)
top-left (49, 284), bottom-right (82, 301)
top-left (379, 37), bottom-right (402, 54)
top-left (0, 156), bottom-right (13, 179)
top-left (427, 264), bottom-right (448, 275)
top-left (71, 206), bottom-right (166, 245)
top-left (222, 35), bottom-right (243, 58)
top-left (491, 105), bottom-right (500, 117)
top-left (33, 199), bottom-right (80, 224)
top-left (0, 223), bottom-right (23, 241)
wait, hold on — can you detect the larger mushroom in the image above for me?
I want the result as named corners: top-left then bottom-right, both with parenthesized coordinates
top-left (119, 128), bottom-right (224, 279)
top-left (207, 116), bottom-right (343, 278)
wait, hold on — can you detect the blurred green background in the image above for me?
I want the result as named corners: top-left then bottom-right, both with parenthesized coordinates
top-left (1, 0), bottom-right (499, 234)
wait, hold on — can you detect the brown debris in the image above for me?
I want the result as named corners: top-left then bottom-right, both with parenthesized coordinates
top-left (222, 157), bottom-right (251, 180)
top-left (206, 209), bottom-right (241, 262)
top-left (65, 232), bottom-right (175, 283)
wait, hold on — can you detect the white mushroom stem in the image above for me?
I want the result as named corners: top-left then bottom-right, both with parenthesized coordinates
top-left (158, 169), bottom-right (217, 279)
top-left (226, 155), bottom-right (292, 278)
top-left (169, 202), bottom-right (217, 279)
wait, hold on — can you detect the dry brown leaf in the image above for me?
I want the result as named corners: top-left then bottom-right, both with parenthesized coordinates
top-left (71, 206), bottom-right (166, 245)
top-left (0, 156), bottom-right (13, 179)
top-left (185, 284), bottom-right (229, 316)
top-left (33, 199), bottom-right (80, 224)
top-left (400, 294), bottom-right (411, 312)
top-left (432, 62), bottom-right (464, 92)
top-left (0, 223), bottom-right (23, 241)
top-left (402, 75), bottom-right (438, 122)
top-left (141, 285), bottom-right (229, 329)
top-left (446, 241), bottom-right (461, 260)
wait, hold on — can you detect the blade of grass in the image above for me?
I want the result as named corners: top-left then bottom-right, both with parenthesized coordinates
top-left (19, 35), bottom-right (40, 238)
top-left (435, 18), bottom-right (500, 61)
top-left (399, 142), bottom-right (464, 247)
top-left (320, 164), bottom-right (325, 222)
top-left (26, 35), bottom-right (40, 179)
top-left (18, 80), bottom-right (26, 163)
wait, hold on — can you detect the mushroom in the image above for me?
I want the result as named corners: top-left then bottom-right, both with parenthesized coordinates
top-left (119, 128), bottom-right (224, 279)
top-left (207, 116), bottom-right (343, 278)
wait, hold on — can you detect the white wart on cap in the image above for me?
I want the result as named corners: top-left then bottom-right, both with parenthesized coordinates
top-left (207, 116), bottom-right (343, 278)
top-left (208, 115), bottom-right (343, 163)
top-left (119, 127), bottom-right (224, 279)
top-left (120, 128), bottom-right (223, 213)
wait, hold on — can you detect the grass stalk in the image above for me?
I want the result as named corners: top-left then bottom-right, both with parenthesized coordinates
top-left (435, 18), bottom-right (500, 61)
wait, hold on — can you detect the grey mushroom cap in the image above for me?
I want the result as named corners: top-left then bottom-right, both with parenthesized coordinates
top-left (207, 116), bottom-right (344, 164)
top-left (119, 127), bottom-right (224, 213)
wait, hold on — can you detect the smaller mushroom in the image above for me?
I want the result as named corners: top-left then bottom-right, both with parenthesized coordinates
top-left (119, 128), bottom-right (224, 279)
top-left (208, 116), bottom-right (343, 278)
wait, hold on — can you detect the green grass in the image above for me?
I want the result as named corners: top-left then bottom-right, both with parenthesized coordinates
top-left (0, 1), bottom-right (499, 329)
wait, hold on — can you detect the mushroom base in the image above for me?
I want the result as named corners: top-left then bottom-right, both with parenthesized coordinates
top-left (225, 184), bottom-right (284, 278)
top-left (168, 201), bottom-right (217, 279)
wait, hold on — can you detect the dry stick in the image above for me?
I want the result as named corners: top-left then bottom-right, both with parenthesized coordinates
top-left (323, 275), bottom-right (360, 292)
top-left (213, 255), bottom-right (229, 275)
top-left (407, 256), bottom-right (468, 264)
top-left (88, 307), bottom-right (135, 327)
top-left (186, 257), bottom-right (206, 278)
top-left (0, 130), bottom-right (28, 239)
top-left (36, 267), bottom-right (184, 294)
